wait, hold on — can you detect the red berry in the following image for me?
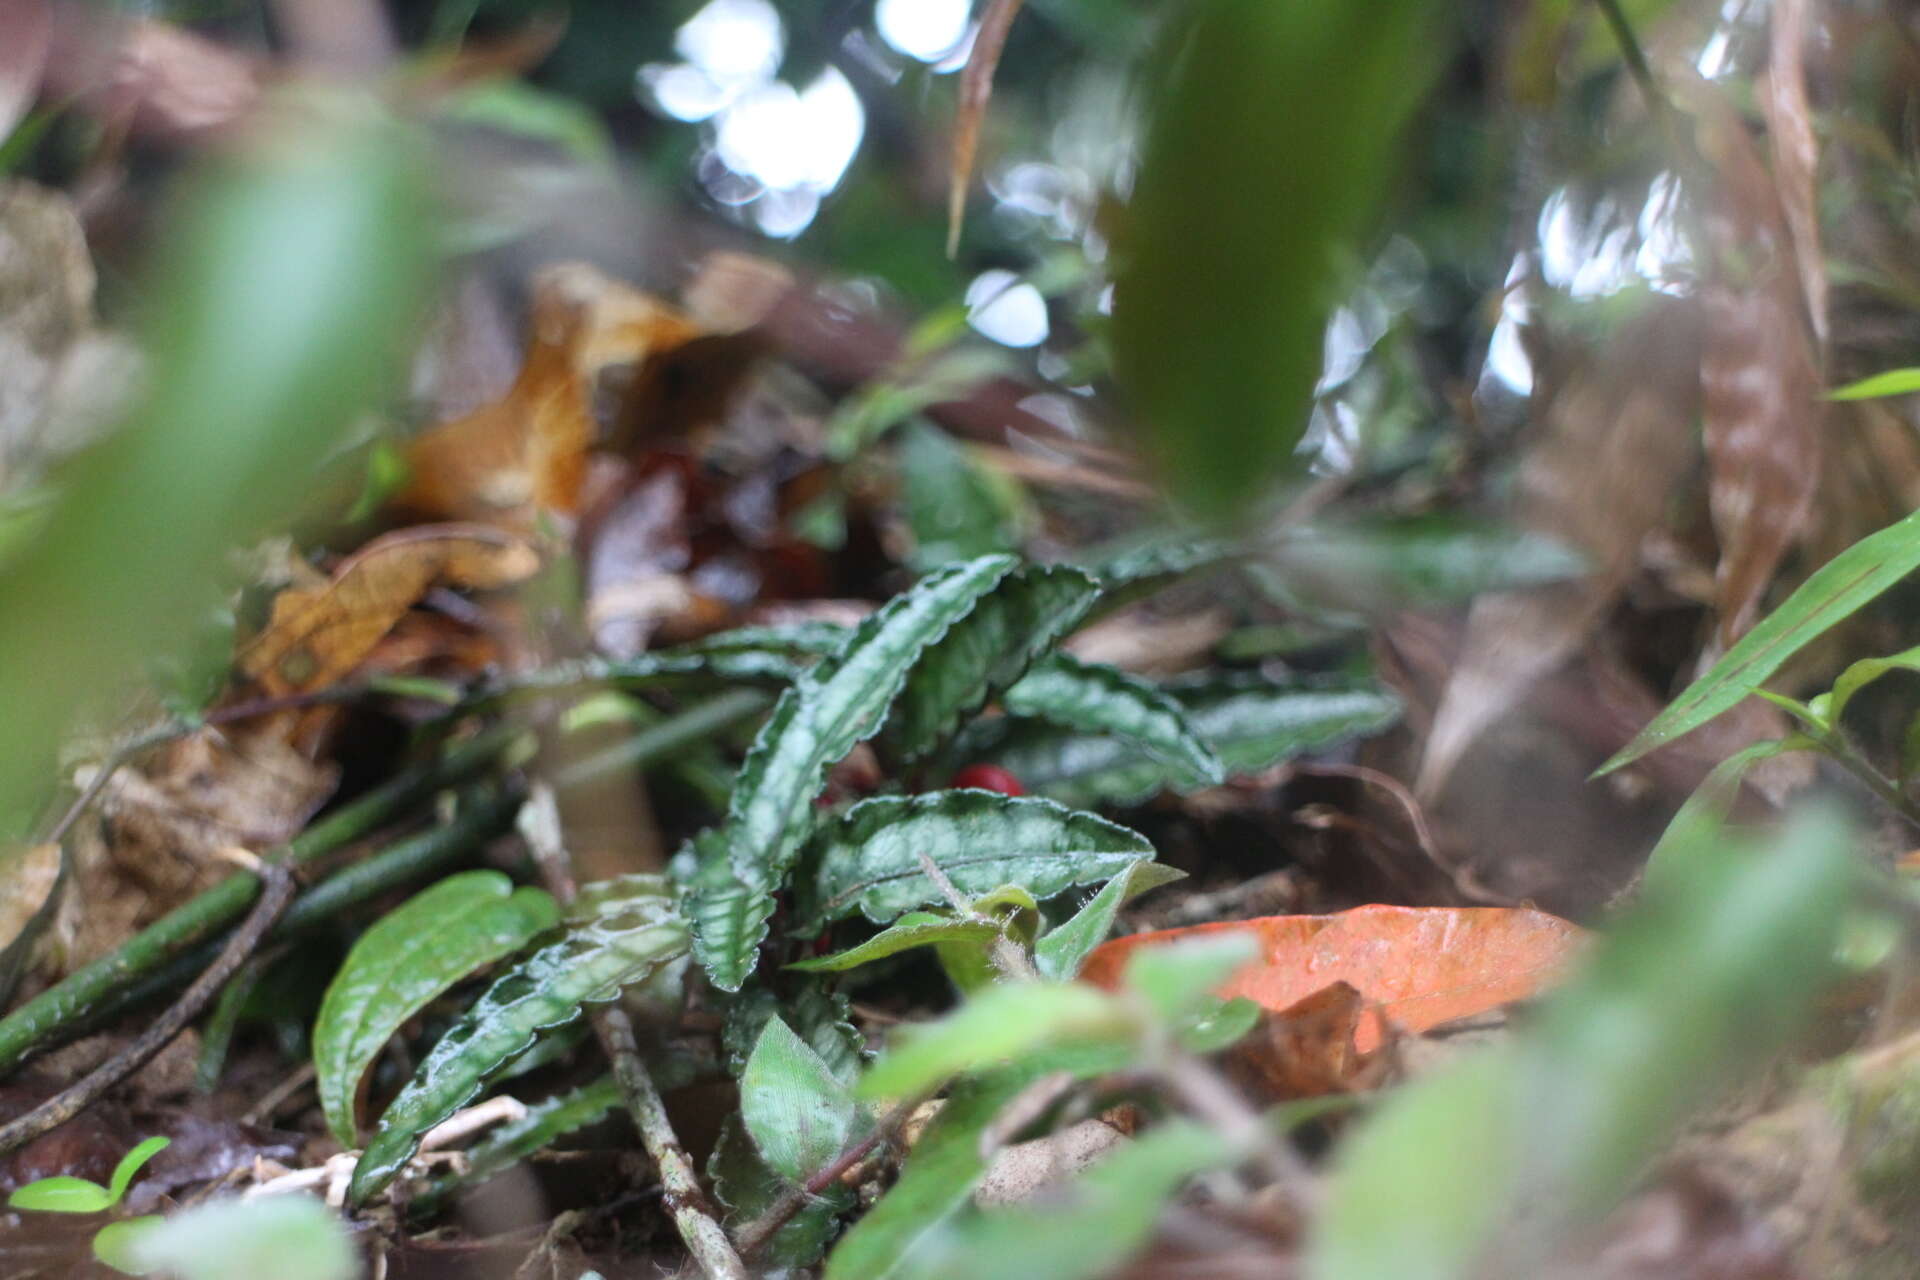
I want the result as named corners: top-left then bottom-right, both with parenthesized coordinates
top-left (951, 764), bottom-right (1024, 796)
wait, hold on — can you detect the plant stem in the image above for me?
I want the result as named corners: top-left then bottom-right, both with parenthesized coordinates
top-left (520, 785), bottom-right (746, 1280)
top-left (733, 1095), bottom-right (922, 1261)
top-left (1594, 0), bottom-right (1668, 115)
top-left (0, 727), bottom-right (519, 1077)
top-left (553, 688), bottom-right (772, 790)
top-left (0, 856), bottom-right (296, 1157)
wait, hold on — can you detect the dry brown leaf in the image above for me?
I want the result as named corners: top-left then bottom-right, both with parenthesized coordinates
top-left (1764, 0), bottom-right (1826, 349)
top-left (1418, 296), bottom-right (1702, 797)
top-left (1220, 980), bottom-right (1387, 1102)
top-left (1081, 905), bottom-right (1590, 1054)
top-left (45, 12), bottom-right (260, 138)
top-left (973, 1118), bottom-right (1128, 1208)
top-left (237, 523), bottom-right (538, 698)
top-left (948, 0), bottom-right (1027, 257)
top-left (399, 263), bottom-right (705, 524)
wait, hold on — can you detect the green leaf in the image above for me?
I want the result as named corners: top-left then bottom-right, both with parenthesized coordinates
top-left (690, 555), bottom-right (1031, 991)
top-left (895, 1120), bottom-right (1235, 1280)
top-left (1313, 808), bottom-right (1857, 1277)
top-left (711, 1115), bottom-right (855, 1268)
top-left (348, 876), bottom-right (687, 1206)
top-left (1111, 0), bottom-right (1437, 523)
top-left (793, 791), bottom-right (1156, 930)
top-left (874, 562), bottom-right (1100, 768)
top-left (435, 78), bottom-right (615, 169)
top-left (94, 1215), bottom-right (165, 1275)
top-left (1079, 536), bottom-right (1239, 595)
top-left (1827, 643), bottom-right (1920, 726)
top-left (978, 673), bottom-right (1402, 808)
top-left (128, 1195), bottom-right (356, 1280)
top-left (1034, 862), bottom-right (1187, 981)
top-left (105, 1136), bottom-right (170, 1208)
top-left (856, 982), bottom-right (1127, 1102)
top-left (1827, 368), bottom-right (1920, 400)
top-left (1600, 506), bottom-right (1920, 773)
top-left (8, 1175), bottom-right (112, 1213)
top-left (1640, 737), bottom-right (1812, 895)
top-left (901, 420), bottom-right (1027, 570)
top-left (312, 870), bottom-right (559, 1146)
top-left (1311, 1051), bottom-right (1520, 1280)
top-left (1121, 933), bottom-right (1259, 1022)
top-left (790, 913), bottom-right (1008, 974)
top-left (743, 1017), bottom-right (865, 1183)
top-left (1002, 654), bottom-right (1224, 789)
top-left (721, 979), bottom-right (866, 1082)
top-left (825, 1069), bottom-right (1047, 1280)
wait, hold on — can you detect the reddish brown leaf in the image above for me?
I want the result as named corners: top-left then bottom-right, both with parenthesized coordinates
top-left (1220, 980), bottom-right (1385, 1102)
top-left (1081, 905), bottom-right (1590, 1052)
top-left (399, 263), bottom-right (705, 525)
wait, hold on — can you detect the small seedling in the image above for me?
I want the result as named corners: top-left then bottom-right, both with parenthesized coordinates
top-left (9, 1135), bottom-right (170, 1274)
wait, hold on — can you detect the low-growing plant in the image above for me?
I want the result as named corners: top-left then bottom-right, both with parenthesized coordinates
top-left (8, 1135), bottom-right (169, 1274)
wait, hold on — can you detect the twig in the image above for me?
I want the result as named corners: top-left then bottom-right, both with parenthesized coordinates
top-left (0, 858), bottom-right (295, 1157)
top-left (0, 761), bottom-right (521, 1078)
top-left (520, 785), bottom-right (746, 1280)
top-left (734, 1095), bottom-right (924, 1261)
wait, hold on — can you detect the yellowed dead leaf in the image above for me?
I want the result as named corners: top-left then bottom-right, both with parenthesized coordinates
top-left (238, 523), bottom-right (537, 697)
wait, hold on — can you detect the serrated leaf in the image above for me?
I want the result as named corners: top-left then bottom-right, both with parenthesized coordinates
top-left (1034, 862), bottom-right (1186, 981)
top-left (794, 791), bottom-right (1155, 930)
top-left (313, 871), bottom-right (559, 1146)
top-left (712, 1114), bottom-right (855, 1268)
top-left (876, 562), bottom-right (1099, 768)
top-left (790, 913), bottom-right (1007, 974)
top-left (720, 979), bottom-right (866, 1083)
top-left (825, 1067), bottom-right (1053, 1280)
top-left (1265, 516), bottom-right (1588, 610)
top-left (743, 1017), bottom-right (864, 1183)
top-left (449, 1074), bottom-right (621, 1189)
top-left (980, 672), bottom-right (1402, 807)
top-left (857, 981), bottom-right (1127, 1102)
top-left (691, 556), bottom-right (1028, 990)
top-left (348, 877), bottom-right (686, 1206)
top-left (895, 1120), bottom-right (1231, 1280)
top-left (1003, 654), bottom-right (1223, 788)
top-left (1601, 506), bottom-right (1920, 774)
top-left (1081, 536), bottom-right (1239, 592)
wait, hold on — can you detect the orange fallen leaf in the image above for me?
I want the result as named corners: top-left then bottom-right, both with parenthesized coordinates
top-left (237, 523), bottom-right (538, 699)
top-left (400, 262), bottom-right (706, 525)
top-left (1081, 904), bottom-right (1590, 1053)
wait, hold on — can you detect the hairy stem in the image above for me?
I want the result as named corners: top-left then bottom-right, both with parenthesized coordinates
top-left (521, 785), bottom-right (746, 1280)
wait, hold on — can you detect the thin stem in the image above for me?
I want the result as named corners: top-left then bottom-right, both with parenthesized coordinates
top-left (1820, 731), bottom-right (1920, 833)
top-left (0, 728), bottom-right (519, 1077)
top-left (0, 857), bottom-right (296, 1157)
top-left (734, 1095), bottom-right (923, 1260)
top-left (1594, 0), bottom-right (1669, 115)
top-left (521, 785), bottom-right (746, 1280)
top-left (553, 688), bottom-right (772, 791)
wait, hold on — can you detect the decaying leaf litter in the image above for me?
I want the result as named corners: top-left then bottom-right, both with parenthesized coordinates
top-left (10, 1), bottom-right (1920, 1277)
